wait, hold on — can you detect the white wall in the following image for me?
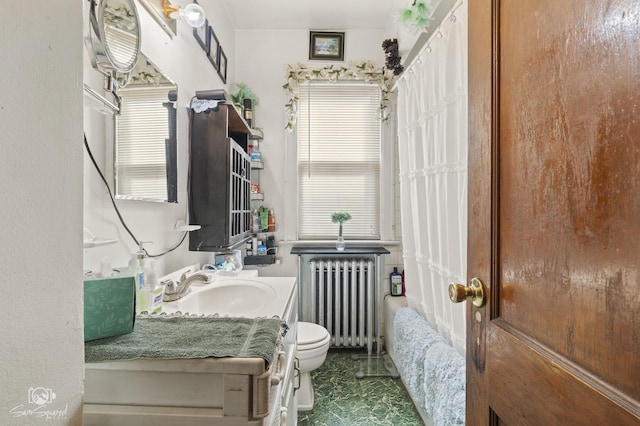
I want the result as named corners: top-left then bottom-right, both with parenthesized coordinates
top-left (83, 0), bottom-right (236, 277)
top-left (0, 1), bottom-right (84, 424)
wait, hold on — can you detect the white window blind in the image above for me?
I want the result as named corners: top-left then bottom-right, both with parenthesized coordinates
top-left (115, 86), bottom-right (170, 200)
top-left (297, 81), bottom-right (381, 239)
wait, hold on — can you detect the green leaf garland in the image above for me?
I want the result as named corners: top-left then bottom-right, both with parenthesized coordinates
top-left (282, 61), bottom-right (394, 131)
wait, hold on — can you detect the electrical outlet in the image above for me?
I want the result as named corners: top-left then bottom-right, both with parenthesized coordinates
top-left (275, 257), bottom-right (282, 264)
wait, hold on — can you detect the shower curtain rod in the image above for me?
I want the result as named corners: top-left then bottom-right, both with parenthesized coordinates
top-left (393, 0), bottom-right (464, 91)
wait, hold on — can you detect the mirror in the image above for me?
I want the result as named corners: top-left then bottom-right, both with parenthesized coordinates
top-left (114, 54), bottom-right (178, 203)
top-left (85, 0), bottom-right (141, 73)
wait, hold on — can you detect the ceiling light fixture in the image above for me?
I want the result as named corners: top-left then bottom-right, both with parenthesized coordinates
top-left (162, 0), bottom-right (206, 28)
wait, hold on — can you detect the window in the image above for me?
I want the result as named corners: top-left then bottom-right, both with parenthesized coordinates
top-left (297, 81), bottom-right (381, 239)
top-left (115, 85), bottom-right (176, 202)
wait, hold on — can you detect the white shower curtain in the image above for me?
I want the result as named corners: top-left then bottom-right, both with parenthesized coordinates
top-left (396, 1), bottom-right (468, 355)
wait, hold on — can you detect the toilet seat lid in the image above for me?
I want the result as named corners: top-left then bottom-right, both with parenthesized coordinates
top-left (298, 322), bottom-right (329, 346)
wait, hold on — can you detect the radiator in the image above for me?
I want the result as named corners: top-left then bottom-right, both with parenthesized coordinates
top-left (309, 258), bottom-right (375, 354)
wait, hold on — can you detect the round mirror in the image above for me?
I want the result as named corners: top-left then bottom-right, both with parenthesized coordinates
top-left (86, 0), bottom-right (141, 73)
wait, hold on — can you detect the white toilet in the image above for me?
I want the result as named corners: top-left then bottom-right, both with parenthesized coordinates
top-left (296, 321), bottom-right (331, 411)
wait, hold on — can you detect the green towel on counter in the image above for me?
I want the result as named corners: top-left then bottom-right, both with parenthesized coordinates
top-left (85, 315), bottom-right (285, 365)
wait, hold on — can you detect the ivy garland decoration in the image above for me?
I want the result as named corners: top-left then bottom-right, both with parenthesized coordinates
top-left (282, 61), bottom-right (394, 131)
top-left (104, 4), bottom-right (137, 32)
top-left (116, 59), bottom-right (170, 87)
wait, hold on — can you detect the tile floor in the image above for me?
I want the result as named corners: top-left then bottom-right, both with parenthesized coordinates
top-left (297, 349), bottom-right (424, 426)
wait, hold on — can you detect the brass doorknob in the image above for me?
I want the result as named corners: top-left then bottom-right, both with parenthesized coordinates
top-left (448, 277), bottom-right (486, 307)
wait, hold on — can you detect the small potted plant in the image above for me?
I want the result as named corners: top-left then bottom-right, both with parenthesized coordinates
top-left (331, 211), bottom-right (352, 251)
top-left (230, 82), bottom-right (259, 126)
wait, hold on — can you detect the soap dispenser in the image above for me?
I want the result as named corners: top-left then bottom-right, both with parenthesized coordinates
top-left (128, 253), bottom-right (143, 289)
top-left (133, 241), bottom-right (151, 314)
top-left (138, 259), bottom-right (154, 314)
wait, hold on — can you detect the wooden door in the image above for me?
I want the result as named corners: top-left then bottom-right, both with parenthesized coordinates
top-left (466, 0), bottom-right (640, 424)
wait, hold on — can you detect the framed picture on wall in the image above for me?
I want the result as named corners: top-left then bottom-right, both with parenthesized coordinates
top-left (193, 18), bottom-right (208, 53)
top-left (309, 31), bottom-right (345, 61)
top-left (207, 26), bottom-right (220, 71)
top-left (218, 47), bottom-right (227, 83)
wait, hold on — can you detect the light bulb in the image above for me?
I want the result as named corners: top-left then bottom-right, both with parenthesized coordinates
top-left (180, 3), bottom-right (206, 28)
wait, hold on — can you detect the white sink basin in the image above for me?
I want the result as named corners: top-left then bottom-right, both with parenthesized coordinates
top-left (162, 277), bottom-right (294, 318)
top-left (84, 276), bottom-right (298, 421)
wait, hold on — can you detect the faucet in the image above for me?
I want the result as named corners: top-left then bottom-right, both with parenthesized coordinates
top-left (162, 271), bottom-right (210, 302)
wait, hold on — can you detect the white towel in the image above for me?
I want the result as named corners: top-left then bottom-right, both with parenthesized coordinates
top-left (424, 341), bottom-right (466, 425)
top-left (393, 308), bottom-right (446, 406)
top-left (394, 307), bottom-right (466, 426)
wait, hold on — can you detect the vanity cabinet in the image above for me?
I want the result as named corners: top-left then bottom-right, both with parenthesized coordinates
top-left (188, 102), bottom-right (252, 250)
top-left (83, 277), bottom-right (299, 426)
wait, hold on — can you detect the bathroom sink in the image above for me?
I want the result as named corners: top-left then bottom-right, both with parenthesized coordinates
top-left (163, 278), bottom-right (281, 317)
top-left (84, 276), bottom-right (298, 423)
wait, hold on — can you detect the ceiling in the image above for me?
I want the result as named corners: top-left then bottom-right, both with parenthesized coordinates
top-left (220, 0), bottom-right (407, 31)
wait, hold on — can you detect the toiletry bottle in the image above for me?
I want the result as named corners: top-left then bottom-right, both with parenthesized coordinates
top-left (132, 241), bottom-right (154, 313)
top-left (138, 287), bottom-right (150, 314)
top-left (138, 242), bottom-right (156, 312)
top-left (390, 267), bottom-right (403, 296)
top-left (138, 257), bottom-right (152, 313)
top-left (252, 209), bottom-right (260, 233)
top-left (266, 235), bottom-right (276, 255)
top-left (128, 253), bottom-right (144, 314)
top-left (259, 206), bottom-right (269, 231)
top-left (268, 210), bottom-right (276, 232)
top-left (243, 98), bottom-right (253, 127)
top-left (145, 263), bottom-right (163, 314)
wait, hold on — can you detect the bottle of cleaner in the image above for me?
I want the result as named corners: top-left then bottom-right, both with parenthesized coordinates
top-left (145, 263), bottom-right (163, 314)
top-left (390, 267), bottom-right (403, 296)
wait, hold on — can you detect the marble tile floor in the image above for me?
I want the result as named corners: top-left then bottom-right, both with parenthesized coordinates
top-left (298, 349), bottom-right (424, 426)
